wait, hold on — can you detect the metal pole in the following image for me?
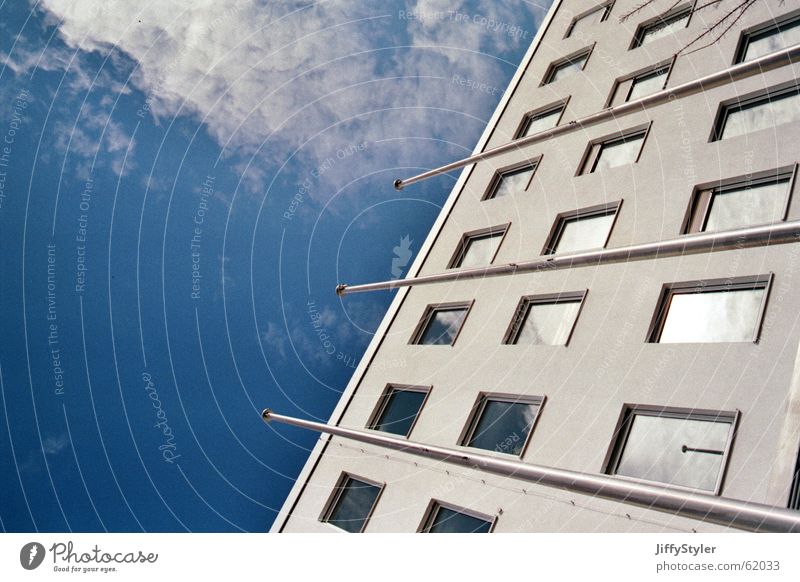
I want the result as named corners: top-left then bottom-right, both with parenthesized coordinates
top-left (393, 44), bottom-right (800, 190)
top-left (336, 220), bottom-right (800, 296)
top-left (262, 408), bottom-right (800, 532)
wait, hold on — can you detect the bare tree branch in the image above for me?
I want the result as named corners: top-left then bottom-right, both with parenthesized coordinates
top-left (678, 0), bottom-right (757, 55)
top-left (618, 0), bottom-right (783, 56)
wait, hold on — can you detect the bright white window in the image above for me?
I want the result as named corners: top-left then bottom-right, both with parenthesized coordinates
top-left (650, 277), bottom-right (771, 344)
top-left (607, 407), bottom-right (737, 493)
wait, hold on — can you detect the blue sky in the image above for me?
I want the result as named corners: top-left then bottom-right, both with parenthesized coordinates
top-left (0, 0), bottom-right (547, 532)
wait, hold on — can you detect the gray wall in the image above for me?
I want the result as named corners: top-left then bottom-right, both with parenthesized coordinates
top-left (279, 0), bottom-right (800, 533)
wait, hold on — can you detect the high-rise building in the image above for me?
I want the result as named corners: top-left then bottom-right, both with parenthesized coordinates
top-left (272, 0), bottom-right (800, 532)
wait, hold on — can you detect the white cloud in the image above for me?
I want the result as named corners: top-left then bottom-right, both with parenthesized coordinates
top-left (42, 433), bottom-right (70, 456)
top-left (34, 0), bottom-right (545, 198)
top-left (53, 101), bottom-right (137, 177)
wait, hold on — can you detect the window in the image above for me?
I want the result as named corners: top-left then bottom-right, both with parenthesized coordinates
top-left (608, 65), bottom-right (671, 106)
top-left (419, 501), bottom-right (494, 533)
top-left (515, 102), bottom-right (566, 139)
top-left (684, 169), bottom-right (795, 234)
top-left (483, 162), bottom-right (537, 200)
top-left (579, 127), bottom-right (648, 174)
top-left (460, 393), bottom-right (543, 456)
top-left (411, 302), bottom-right (471, 345)
top-left (448, 224), bottom-right (509, 269)
top-left (631, 6), bottom-right (692, 48)
top-left (320, 474), bottom-right (383, 532)
top-left (605, 406), bottom-right (737, 493)
top-left (790, 447), bottom-right (800, 511)
top-left (647, 275), bottom-right (772, 344)
top-left (712, 85), bottom-right (800, 141)
top-left (565, 1), bottom-right (613, 38)
top-left (504, 291), bottom-right (586, 346)
top-left (542, 201), bottom-right (620, 255)
top-left (367, 384), bottom-right (429, 437)
top-left (735, 12), bottom-right (800, 63)
top-left (541, 47), bottom-right (592, 85)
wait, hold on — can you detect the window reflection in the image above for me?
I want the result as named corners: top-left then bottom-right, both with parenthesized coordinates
top-left (457, 232), bottom-right (503, 268)
top-left (568, 4), bottom-right (610, 38)
top-left (548, 53), bottom-right (588, 83)
top-left (719, 88), bottom-right (800, 140)
top-left (371, 387), bottom-right (427, 436)
top-left (514, 299), bottom-right (582, 345)
top-left (636, 9), bottom-right (690, 47)
top-left (490, 165), bottom-right (535, 198)
top-left (613, 412), bottom-right (733, 491)
top-left (553, 212), bottom-right (616, 254)
top-left (740, 16), bottom-right (800, 62)
top-left (593, 133), bottom-right (644, 171)
top-left (417, 307), bottom-right (469, 345)
top-left (628, 68), bottom-right (668, 101)
top-left (658, 287), bottom-right (765, 343)
top-left (424, 505), bottom-right (492, 533)
top-left (324, 476), bottom-right (381, 533)
top-left (704, 178), bottom-right (790, 232)
top-left (520, 107), bottom-right (562, 138)
top-left (465, 397), bottom-right (540, 455)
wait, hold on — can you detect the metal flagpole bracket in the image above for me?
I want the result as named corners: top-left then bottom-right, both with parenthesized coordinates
top-left (261, 407), bottom-right (800, 533)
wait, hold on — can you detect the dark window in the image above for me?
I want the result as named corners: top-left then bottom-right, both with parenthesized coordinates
top-left (789, 447), bottom-right (800, 511)
top-left (321, 474), bottom-right (382, 532)
top-left (461, 394), bottom-right (543, 456)
top-left (411, 303), bottom-right (471, 345)
top-left (420, 502), bottom-right (493, 533)
top-left (368, 385), bottom-right (429, 437)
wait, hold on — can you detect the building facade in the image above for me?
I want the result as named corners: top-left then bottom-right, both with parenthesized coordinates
top-left (273, 0), bottom-right (800, 532)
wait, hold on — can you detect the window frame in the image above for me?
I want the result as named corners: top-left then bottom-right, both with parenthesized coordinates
top-left (603, 404), bottom-right (740, 495)
top-left (541, 201), bottom-right (622, 255)
top-left (366, 383), bottom-right (432, 438)
top-left (319, 472), bottom-right (385, 533)
top-left (710, 82), bottom-right (800, 142)
top-left (681, 165), bottom-right (797, 234)
top-left (417, 499), bottom-right (497, 533)
top-left (503, 290), bottom-right (588, 346)
top-left (564, 1), bottom-right (615, 39)
top-left (577, 123), bottom-right (652, 175)
top-left (458, 392), bottom-right (545, 458)
top-left (482, 158), bottom-right (541, 201)
top-left (733, 9), bottom-right (800, 64)
top-left (605, 60), bottom-right (674, 108)
top-left (540, 45), bottom-right (594, 86)
top-left (447, 223), bottom-right (511, 269)
top-left (629, 3), bottom-right (694, 50)
top-left (514, 98), bottom-right (569, 140)
top-left (409, 300), bottom-right (474, 346)
top-left (646, 274), bottom-right (774, 344)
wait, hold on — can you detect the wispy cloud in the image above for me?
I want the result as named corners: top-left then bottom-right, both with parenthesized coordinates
top-left (33, 0), bottom-right (545, 198)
